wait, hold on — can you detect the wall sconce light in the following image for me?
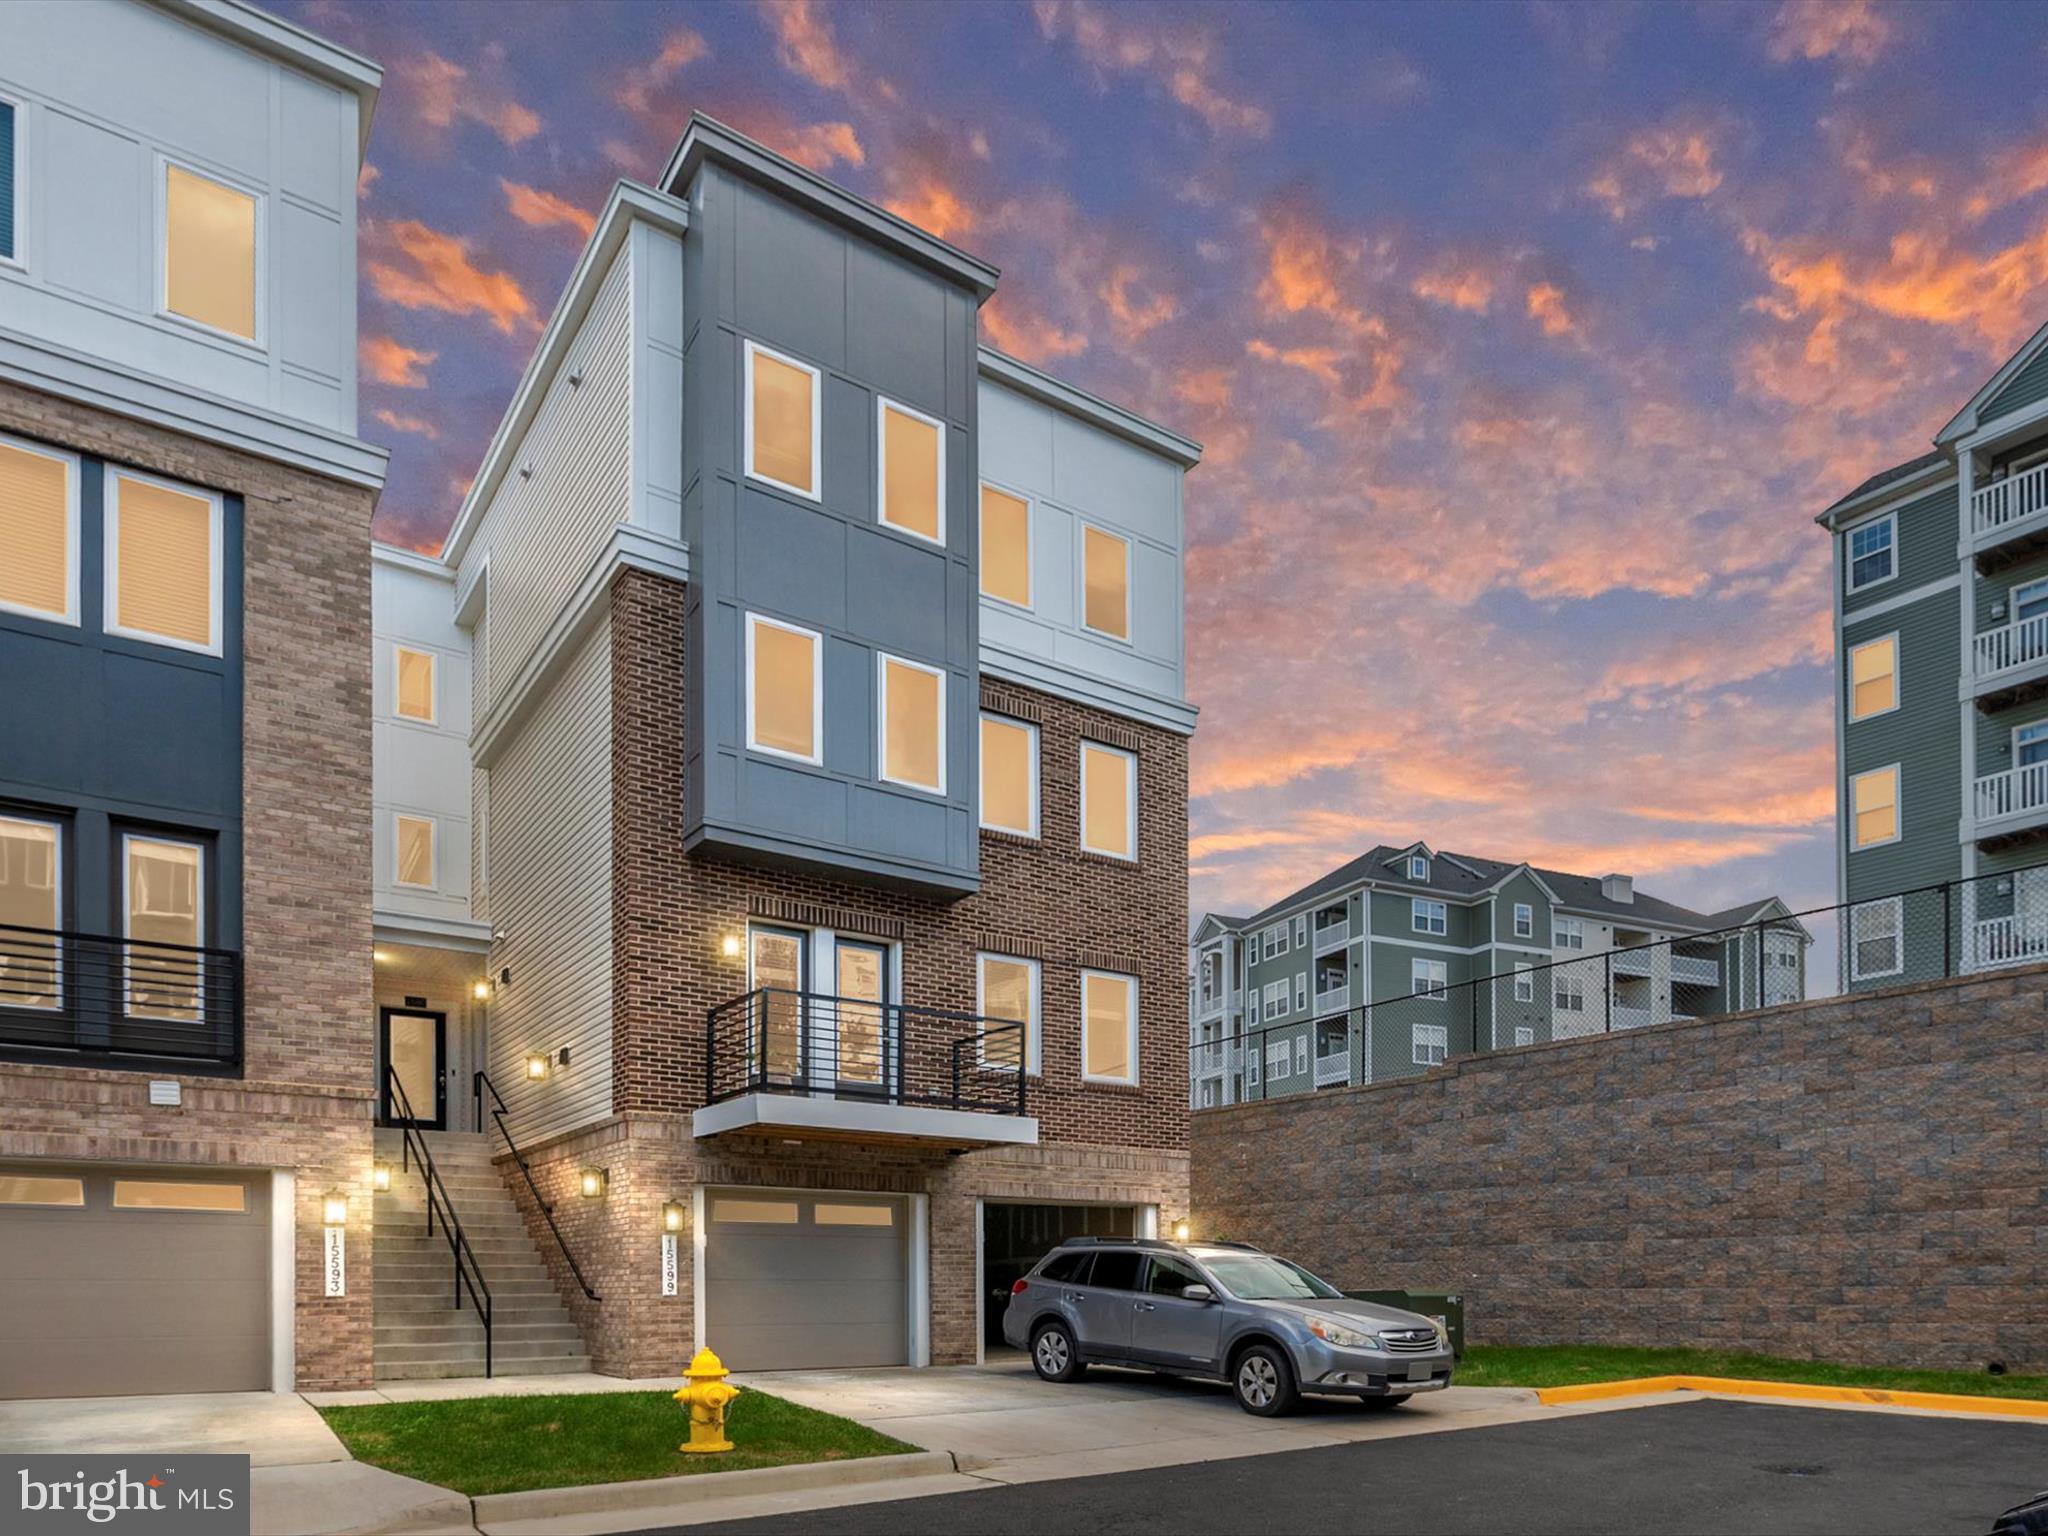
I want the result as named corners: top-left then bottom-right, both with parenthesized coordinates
top-left (473, 980), bottom-right (492, 1002)
top-left (322, 1189), bottom-right (349, 1227)
top-left (662, 1199), bottom-right (686, 1233)
top-left (720, 933), bottom-right (742, 960)
top-left (1172, 1218), bottom-right (1190, 1242)
top-left (372, 949), bottom-right (391, 965)
top-left (526, 1053), bottom-right (550, 1082)
top-left (372, 1162), bottom-right (391, 1193)
top-left (580, 1167), bottom-right (609, 1199)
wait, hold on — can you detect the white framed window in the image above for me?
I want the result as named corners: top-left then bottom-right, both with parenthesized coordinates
top-left (1266, 1038), bottom-right (1289, 1078)
top-left (105, 468), bottom-right (223, 656)
top-left (158, 156), bottom-right (262, 347)
top-left (0, 91), bottom-right (25, 270)
top-left (744, 612), bottom-right (824, 766)
top-left (1264, 978), bottom-right (1287, 1018)
top-left (1413, 957), bottom-right (1447, 999)
top-left (1412, 898), bottom-right (1447, 936)
top-left (979, 713), bottom-right (1039, 837)
top-left (1408, 854), bottom-right (1429, 880)
top-left (0, 432), bottom-right (80, 625)
top-left (1269, 923), bottom-right (1289, 957)
top-left (1293, 972), bottom-right (1307, 1012)
top-left (1848, 634), bottom-right (1898, 722)
top-left (877, 652), bottom-right (946, 795)
top-left (1081, 969), bottom-right (1138, 1084)
top-left (1513, 964), bottom-right (1534, 1003)
top-left (1846, 512), bottom-right (1895, 594)
top-left (1849, 896), bottom-right (1903, 980)
top-left (0, 813), bottom-right (61, 1009)
top-left (2016, 719), bottom-right (2048, 769)
top-left (1556, 917), bottom-right (1586, 951)
top-left (1412, 1023), bottom-right (1447, 1067)
top-left (2015, 577), bottom-right (2048, 626)
top-left (394, 646), bottom-right (437, 724)
top-left (1555, 971), bottom-right (1586, 1012)
top-left (1248, 990), bottom-right (1261, 1025)
top-left (977, 953), bottom-right (1041, 1073)
top-left (123, 832), bottom-right (203, 1021)
top-left (1292, 915), bottom-right (1307, 947)
top-left (1513, 902), bottom-right (1534, 938)
top-left (1079, 740), bottom-right (1137, 860)
top-left (1514, 1025), bottom-right (1535, 1047)
top-left (877, 396), bottom-right (945, 545)
top-left (1850, 764), bottom-right (1900, 850)
top-left (742, 339), bottom-right (821, 500)
top-left (1081, 523), bottom-right (1131, 641)
top-left (979, 482), bottom-right (1032, 608)
top-left (394, 813), bottom-right (435, 890)
top-left (1293, 1036), bottom-right (1307, 1076)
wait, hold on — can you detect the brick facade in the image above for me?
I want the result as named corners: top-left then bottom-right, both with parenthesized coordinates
top-left (0, 381), bottom-right (376, 1390)
top-left (496, 565), bottom-right (1192, 1377)
top-left (1191, 965), bottom-right (2048, 1375)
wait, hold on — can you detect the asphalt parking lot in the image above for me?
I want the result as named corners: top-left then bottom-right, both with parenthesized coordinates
top-left (675, 1397), bottom-right (2047, 1536)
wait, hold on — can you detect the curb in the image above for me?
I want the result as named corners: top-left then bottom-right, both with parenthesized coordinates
top-left (468, 1449), bottom-right (959, 1526)
top-left (1533, 1375), bottom-right (2048, 1420)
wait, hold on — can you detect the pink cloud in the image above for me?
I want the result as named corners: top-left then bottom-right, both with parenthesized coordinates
top-left (615, 28), bottom-right (710, 118)
top-left (1033, 0), bottom-right (1271, 139)
top-left (500, 179), bottom-right (596, 240)
top-left (373, 407), bottom-right (440, 440)
top-left (364, 219), bottom-right (540, 336)
top-left (1766, 0), bottom-right (1892, 66)
top-left (395, 52), bottom-right (540, 147)
top-left (360, 334), bottom-right (437, 388)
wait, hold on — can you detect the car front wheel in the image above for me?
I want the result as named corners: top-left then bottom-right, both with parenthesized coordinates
top-left (1232, 1343), bottom-right (1301, 1416)
top-left (1031, 1321), bottom-right (1086, 1383)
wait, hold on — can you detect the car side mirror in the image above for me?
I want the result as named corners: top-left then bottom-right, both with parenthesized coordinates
top-left (1181, 1284), bottom-right (1215, 1303)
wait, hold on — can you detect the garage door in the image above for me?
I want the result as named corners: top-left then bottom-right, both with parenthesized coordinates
top-left (704, 1191), bottom-right (907, 1371)
top-left (0, 1165), bottom-right (269, 1399)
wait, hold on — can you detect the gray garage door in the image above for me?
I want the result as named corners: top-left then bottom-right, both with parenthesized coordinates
top-left (704, 1190), bottom-right (907, 1371)
top-left (0, 1165), bottom-right (270, 1399)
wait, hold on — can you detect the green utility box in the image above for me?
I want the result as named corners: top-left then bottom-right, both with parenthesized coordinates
top-left (1343, 1289), bottom-right (1466, 1359)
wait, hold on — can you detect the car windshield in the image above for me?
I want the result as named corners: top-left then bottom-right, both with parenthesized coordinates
top-left (1199, 1253), bottom-right (1343, 1301)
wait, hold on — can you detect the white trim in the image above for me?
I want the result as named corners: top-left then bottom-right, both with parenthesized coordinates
top-left (104, 466), bottom-right (224, 657)
top-left (1512, 902), bottom-right (1534, 938)
top-left (1848, 895), bottom-right (1905, 981)
top-left (270, 1169), bottom-right (295, 1393)
top-left (977, 479), bottom-right (1034, 611)
top-left (1846, 630), bottom-right (1901, 724)
top-left (977, 712), bottom-right (1040, 838)
top-left (1844, 511), bottom-right (1897, 595)
top-left (744, 612), bottom-right (825, 767)
top-left (975, 951), bottom-right (1042, 1074)
top-left (692, 1094), bottom-right (1039, 1144)
top-left (875, 395), bottom-right (947, 547)
top-left (1835, 571), bottom-right (1956, 627)
top-left (2013, 718), bottom-right (2048, 768)
top-left (392, 644), bottom-right (438, 726)
top-left (909, 1193), bottom-right (931, 1367)
top-left (1512, 963), bottom-right (1534, 1003)
top-left (1411, 957), bottom-right (1447, 1000)
top-left (876, 651), bottom-right (948, 796)
top-left (1849, 763), bottom-right (1902, 852)
top-left (1079, 740), bottom-right (1138, 861)
top-left (154, 153), bottom-right (267, 353)
top-left (0, 89), bottom-right (27, 272)
top-left (2012, 576), bottom-right (2048, 626)
top-left (690, 1187), bottom-right (707, 1354)
top-left (1411, 898), bottom-right (1447, 936)
top-left (1411, 1022), bottom-right (1447, 1067)
top-left (393, 812), bottom-right (436, 890)
top-left (742, 339), bottom-right (822, 502)
top-left (0, 430), bottom-right (79, 625)
top-left (1407, 855), bottom-right (1429, 880)
top-left (1079, 522), bottom-right (1133, 643)
top-left (977, 648), bottom-right (1197, 737)
top-left (1080, 968), bottom-right (1139, 1085)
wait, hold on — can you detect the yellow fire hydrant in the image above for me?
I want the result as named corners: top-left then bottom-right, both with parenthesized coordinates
top-left (674, 1348), bottom-right (740, 1454)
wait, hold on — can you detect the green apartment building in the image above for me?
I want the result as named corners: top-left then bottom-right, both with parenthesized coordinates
top-left (1822, 323), bottom-right (2048, 989)
top-left (1188, 843), bottom-right (1804, 1106)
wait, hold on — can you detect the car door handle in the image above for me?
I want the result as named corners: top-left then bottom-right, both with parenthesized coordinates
top-left (1135, 1301), bottom-right (1156, 1311)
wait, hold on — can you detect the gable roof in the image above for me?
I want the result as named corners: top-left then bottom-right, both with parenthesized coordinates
top-left (1938, 319), bottom-right (2048, 446)
top-left (1817, 450), bottom-right (1948, 524)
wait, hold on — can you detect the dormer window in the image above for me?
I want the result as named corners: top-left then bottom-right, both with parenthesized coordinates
top-left (1408, 854), bottom-right (1428, 880)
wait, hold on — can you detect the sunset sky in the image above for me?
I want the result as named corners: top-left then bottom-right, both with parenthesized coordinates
top-left (289, 0), bottom-right (2048, 925)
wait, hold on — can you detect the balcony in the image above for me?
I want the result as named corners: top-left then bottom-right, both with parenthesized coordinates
top-left (1669, 953), bottom-right (1720, 987)
top-left (1968, 914), bottom-right (2048, 971)
top-left (0, 925), bottom-right (242, 1070)
top-left (1610, 947), bottom-right (1654, 978)
top-left (696, 988), bottom-right (1039, 1147)
top-left (1972, 460), bottom-right (2048, 571)
top-left (1973, 762), bottom-right (2048, 847)
top-left (1313, 977), bottom-right (1351, 1011)
top-left (1312, 1049), bottom-right (1350, 1088)
top-left (1312, 920), bottom-right (1350, 956)
top-left (1973, 613), bottom-right (2048, 712)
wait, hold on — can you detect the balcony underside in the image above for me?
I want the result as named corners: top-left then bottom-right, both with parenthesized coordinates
top-left (1974, 516), bottom-right (2048, 575)
top-left (1973, 668), bottom-right (2048, 715)
top-left (1974, 816), bottom-right (2048, 854)
top-left (692, 1091), bottom-right (1040, 1148)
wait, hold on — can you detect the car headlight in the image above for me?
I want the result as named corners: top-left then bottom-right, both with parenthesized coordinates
top-left (1306, 1316), bottom-right (1380, 1350)
top-left (1431, 1315), bottom-right (1450, 1348)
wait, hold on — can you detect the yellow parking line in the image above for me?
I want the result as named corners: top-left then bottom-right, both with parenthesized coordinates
top-left (1534, 1375), bottom-right (2048, 1420)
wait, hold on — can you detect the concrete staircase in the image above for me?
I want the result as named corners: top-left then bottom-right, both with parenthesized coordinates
top-left (372, 1128), bottom-right (592, 1380)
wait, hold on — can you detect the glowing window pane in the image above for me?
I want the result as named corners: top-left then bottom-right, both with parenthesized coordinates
top-left (396, 647), bottom-right (436, 722)
top-left (979, 716), bottom-right (1036, 835)
top-left (881, 657), bottom-right (942, 792)
top-left (1083, 525), bottom-right (1129, 639)
top-left (0, 440), bottom-right (73, 619)
top-left (881, 404), bottom-right (940, 541)
top-left (1081, 742), bottom-right (1134, 859)
top-left (749, 348), bottom-right (815, 494)
top-left (165, 164), bottom-right (256, 340)
top-left (980, 486), bottom-right (1031, 606)
top-left (1083, 972), bottom-right (1135, 1082)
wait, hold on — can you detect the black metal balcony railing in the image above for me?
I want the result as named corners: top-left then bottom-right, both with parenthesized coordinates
top-left (0, 922), bottom-right (242, 1067)
top-left (706, 988), bottom-right (1027, 1118)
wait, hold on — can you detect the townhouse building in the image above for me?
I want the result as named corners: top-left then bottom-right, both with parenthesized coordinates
top-left (1189, 843), bottom-right (1803, 1106)
top-left (1821, 322), bottom-right (2048, 987)
top-left (0, 0), bottom-right (385, 1396)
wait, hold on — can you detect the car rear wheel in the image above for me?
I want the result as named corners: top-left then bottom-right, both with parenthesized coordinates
top-left (1232, 1343), bottom-right (1300, 1417)
top-left (1030, 1321), bottom-right (1086, 1383)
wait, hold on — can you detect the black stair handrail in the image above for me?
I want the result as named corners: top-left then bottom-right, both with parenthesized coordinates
top-left (474, 1070), bottom-right (602, 1302)
top-left (385, 1065), bottom-right (494, 1377)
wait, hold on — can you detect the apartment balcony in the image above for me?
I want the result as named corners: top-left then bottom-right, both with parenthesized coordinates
top-left (695, 989), bottom-right (1039, 1147)
top-left (1973, 763), bottom-right (2048, 848)
top-left (1191, 1038), bottom-right (1243, 1077)
top-left (1313, 979), bottom-right (1352, 1012)
top-left (1312, 1049), bottom-right (1350, 1088)
top-left (1971, 460), bottom-right (2048, 572)
top-left (0, 924), bottom-right (242, 1071)
top-left (1971, 613), bottom-right (2048, 712)
top-left (1612, 1003), bottom-right (1694, 1031)
top-left (1669, 953), bottom-right (1721, 987)
top-left (1312, 921), bottom-right (1350, 956)
top-left (1967, 914), bottom-right (2048, 972)
top-left (1610, 947), bottom-right (1654, 978)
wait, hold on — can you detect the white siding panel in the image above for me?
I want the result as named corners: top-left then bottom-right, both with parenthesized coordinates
top-left (485, 616), bottom-right (613, 1141)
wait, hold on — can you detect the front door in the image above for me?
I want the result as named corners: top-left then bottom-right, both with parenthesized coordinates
top-left (833, 940), bottom-right (889, 1095)
top-left (380, 1007), bottom-right (445, 1128)
top-left (748, 926), bottom-right (808, 1084)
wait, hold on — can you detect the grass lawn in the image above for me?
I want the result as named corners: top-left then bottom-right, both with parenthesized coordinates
top-left (317, 1388), bottom-right (918, 1497)
top-left (1458, 1344), bottom-right (2048, 1403)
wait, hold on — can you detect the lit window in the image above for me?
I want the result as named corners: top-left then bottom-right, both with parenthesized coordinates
top-left (978, 953), bottom-right (1039, 1072)
top-left (814, 1203), bottom-right (894, 1227)
top-left (713, 1198), bottom-right (798, 1224)
top-left (0, 1175), bottom-right (82, 1207)
top-left (1851, 765), bottom-right (1899, 849)
top-left (1846, 515), bottom-right (1894, 593)
top-left (1412, 898), bottom-right (1447, 936)
top-left (979, 714), bottom-right (1038, 836)
top-left (112, 1180), bottom-right (244, 1212)
top-left (395, 814), bottom-right (435, 889)
top-left (107, 470), bottom-right (221, 654)
top-left (1082, 525), bottom-right (1130, 640)
top-left (124, 834), bottom-right (202, 1021)
top-left (1082, 969), bottom-right (1137, 1083)
top-left (1849, 897), bottom-right (1903, 979)
top-left (979, 484), bottom-right (1031, 607)
top-left (1513, 902), bottom-right (1534, 938)
top-left (1848, 635), bottom-right (1897, 721)
top-left (1413, 958), bottom-right (1447, 999)
top-left (0, 435), bottom-right (77, 623)
top-left (1412, 1023), bottom-right (1447, 1067)
top-left (744, 340), bottom-right (820, 499)
top-left (163, 162), bottom-right (258, 342)
top-left (1080, 741), bottom-right (1137, 860)
top-left (0, 815), bottom-right (60, 1009)
top-left (878, 654), bottom-right (945, 794)
top-left (878, 399), bottom-right (943, 544)
top-left (745, 613), bottom-right (822, 764)
top-left (395, 647), bottom-right (436, 723)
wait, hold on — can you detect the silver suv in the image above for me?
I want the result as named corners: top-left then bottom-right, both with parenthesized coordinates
top-left (1001, 1237), bottom-right (1454, 1416)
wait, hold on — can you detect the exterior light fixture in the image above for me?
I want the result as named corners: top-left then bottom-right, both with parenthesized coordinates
top-left (720, 933), bottom-right (742, 959)
top-left (372, 1162), bottom-right (391, 1193)
top-left (372, 949), bottom-right (391, 964)
top-left (322, 1190), bottom-right (349, 1227)
top-left (580, 1167), bottom-right (609, 1199)
top-left (473, 979), bottom-right (491, 1001)
top-left (526, 1053), bottom-right (550, 1081)
top-left (662, 1200), bottom-right (686, 1233)
top-left (1172, 1218), bottom-right (1190, 1242)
